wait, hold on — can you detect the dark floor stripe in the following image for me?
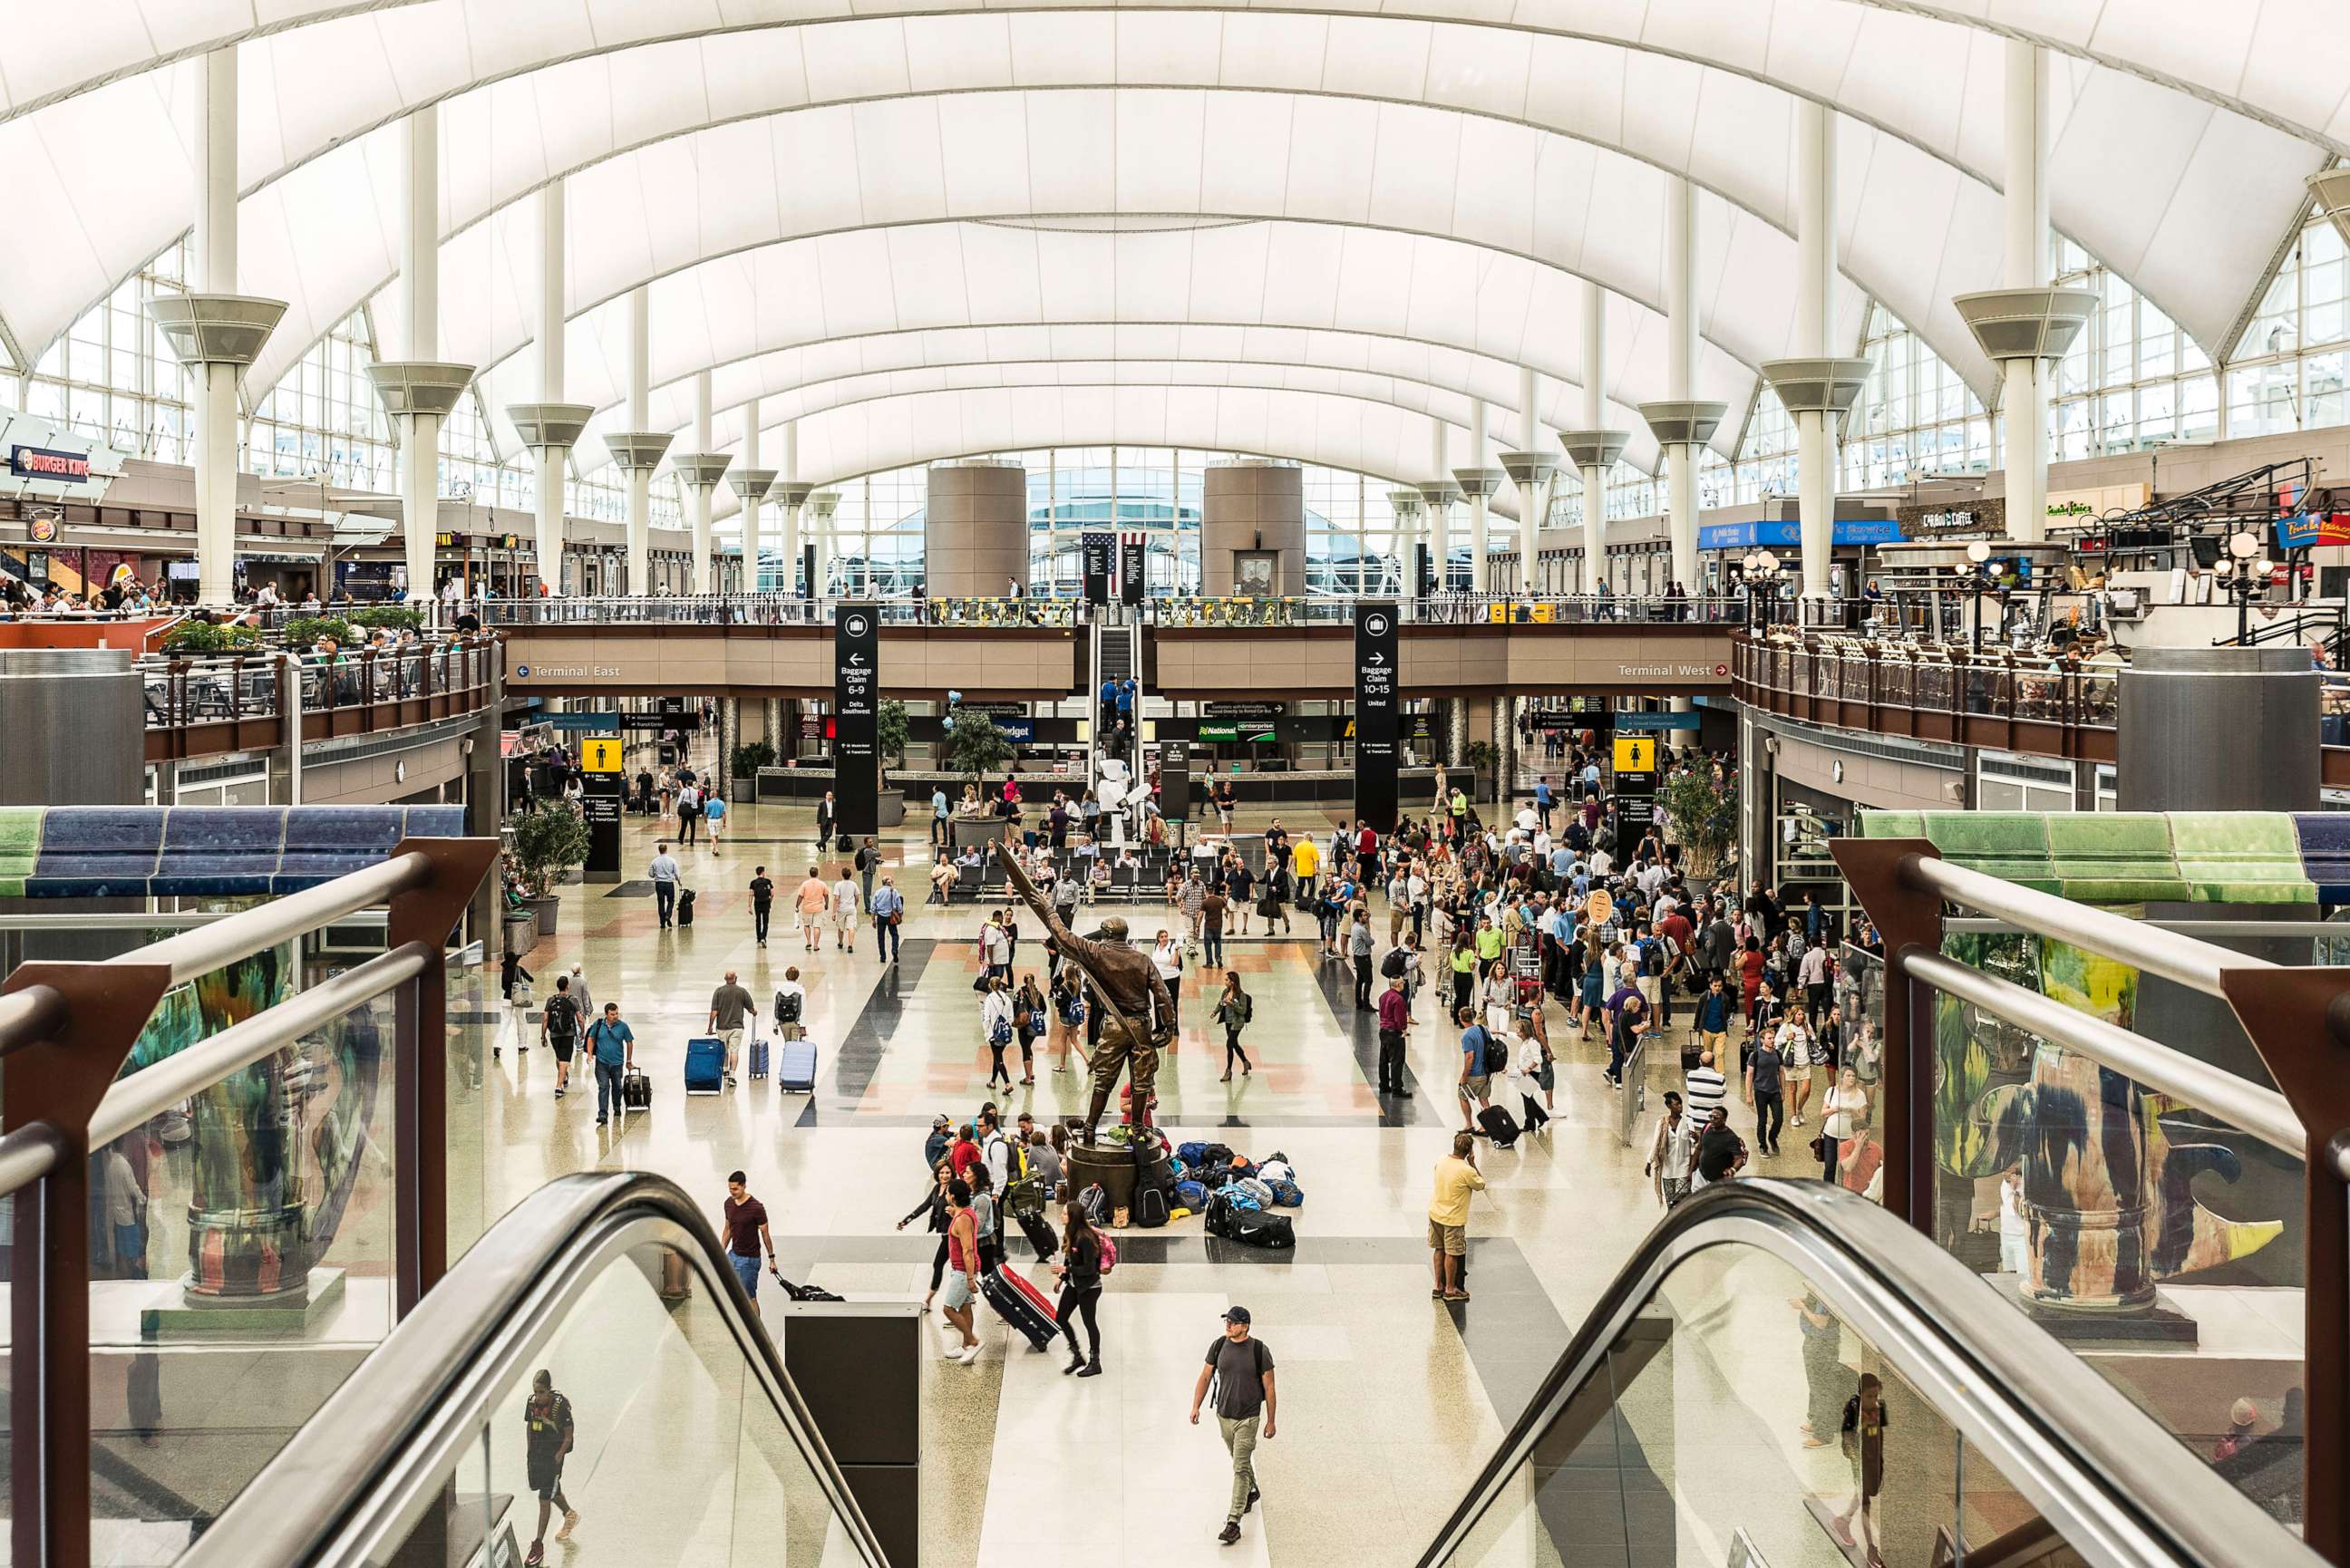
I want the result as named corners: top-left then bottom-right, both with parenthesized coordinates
top-left (1312, 951), bottom-right (1443, 1127)
top-left (794, 938), bottom-right (936, 1126)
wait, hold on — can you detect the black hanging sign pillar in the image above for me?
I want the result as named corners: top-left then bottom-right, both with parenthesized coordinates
top-left (1083, 531), bottom-right (1114, 605)
top-left (1354, 601), bottom-right (1400, 832)
top-left (834, 603), bottom-right (879, 837)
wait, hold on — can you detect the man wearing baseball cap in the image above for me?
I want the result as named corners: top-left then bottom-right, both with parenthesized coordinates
top-left (924, 1115), bottom-right (953, 1170)
top-left (1190, 1304), bottom-right (1277, 1545)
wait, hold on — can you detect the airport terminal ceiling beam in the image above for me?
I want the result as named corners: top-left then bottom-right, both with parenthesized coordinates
top-left (561, 321), bottom-right (1733, 482)
top-left (680, 382), bottom-right (1541, 508)
top-left (4, 9), bottom-right (2324, 394)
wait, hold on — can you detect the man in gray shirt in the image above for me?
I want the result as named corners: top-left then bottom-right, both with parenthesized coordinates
top-left (708, 970), bottom-right (756, 1089)
top-left (1190, 1305), bottom-right (1277, 1545)
top-left (649, 842), bottom-right (683, 929)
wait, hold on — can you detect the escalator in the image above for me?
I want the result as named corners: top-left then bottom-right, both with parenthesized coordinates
top-left (176, 1175), bottom-right (2324, 1568)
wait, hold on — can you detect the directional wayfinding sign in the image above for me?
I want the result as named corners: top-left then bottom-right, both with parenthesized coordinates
top-left (1610, 734), bottom-right (1658, 840)
top-left (835, 603), bottom-right (879, 837)
top-left (1354, 601), bottom-right (1400, 831)
top-left (580, 737), bottom-right (624, 773)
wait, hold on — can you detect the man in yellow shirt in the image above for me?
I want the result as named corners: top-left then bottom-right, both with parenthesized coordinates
top-left (1290, 836), bottom-right (1319, 883)
top-left (1427, 1132), bottom-right (1486, 1302)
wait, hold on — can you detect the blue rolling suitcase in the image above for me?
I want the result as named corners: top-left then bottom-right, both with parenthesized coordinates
top-left (685, 1036), bottom-right (725, 1096)
top-left (778, 1040), bottom-right (818, 1093)
top-left (748, 1037), bottom-right (772, 1080)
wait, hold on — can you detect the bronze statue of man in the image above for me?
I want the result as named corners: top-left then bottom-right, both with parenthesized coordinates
top-left (995, 844), bottom-right (1174, 1137)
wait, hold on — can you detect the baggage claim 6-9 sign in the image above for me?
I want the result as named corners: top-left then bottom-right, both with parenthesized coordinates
top-left (835, 605), bottom-right (879, 837)
top-left (1355, 603), bottom-right (1400, 831)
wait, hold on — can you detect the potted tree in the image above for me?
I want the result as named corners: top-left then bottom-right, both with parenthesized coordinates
top-left (730, 740), bottom-right (776, 805)
top-left (946, 708), bottom-right (1013, 793)
top-left (875, 699), bottom-right (910, 827)
top-left (509, 804), bottom-right (591, 935)
top-left (1463, 740), bottom-right (1499, 804)
top-left (1659, 765), bottom-right (1738, 877)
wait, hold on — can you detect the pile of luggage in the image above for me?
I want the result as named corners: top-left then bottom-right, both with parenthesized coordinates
top-left (1173, 1142), bottom-right (1303, 1249)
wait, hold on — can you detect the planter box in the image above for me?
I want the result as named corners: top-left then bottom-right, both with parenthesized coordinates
top-left (877, 792), bottom-right (908, 828)
top-left (531, 895), bottom-right (561, 937)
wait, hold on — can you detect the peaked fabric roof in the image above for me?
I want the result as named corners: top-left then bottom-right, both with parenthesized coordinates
top-left (0, 0), bottom-right (2337, 486)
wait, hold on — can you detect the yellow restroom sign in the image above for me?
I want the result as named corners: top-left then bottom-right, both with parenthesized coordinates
top-left (1612, 736), bottom-right (1656, 774)
top-left (581, 738), bottom-right (624, 772)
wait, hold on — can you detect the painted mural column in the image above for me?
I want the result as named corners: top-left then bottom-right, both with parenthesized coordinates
top-left (149, 48), bottom-right (286, 608)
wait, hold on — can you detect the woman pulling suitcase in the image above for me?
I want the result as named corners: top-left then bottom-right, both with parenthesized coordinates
top-left (1052, 1202), bottom-right (1109, 1377)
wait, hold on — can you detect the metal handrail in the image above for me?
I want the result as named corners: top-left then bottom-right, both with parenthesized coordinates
top-left (1903, 854), bottom-right (2267, 1002)
top-left (179, 1171), bottom-right (892, 1568)
top-left (1416, 1179), bottom-right (2321, 1568)
top-left (85, 942), bottom-right (434, 1151)
top-left (136, 851), bottom-right (432, 986)
top-left (1905, 952), bottom-right (2303, 1157)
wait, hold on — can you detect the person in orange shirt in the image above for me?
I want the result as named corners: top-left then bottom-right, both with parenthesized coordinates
top-left (794, 865), bottom-right (831, 953)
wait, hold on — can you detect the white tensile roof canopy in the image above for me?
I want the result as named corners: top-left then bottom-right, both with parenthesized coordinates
top-left (0, 0), bottom-right (2339, 490)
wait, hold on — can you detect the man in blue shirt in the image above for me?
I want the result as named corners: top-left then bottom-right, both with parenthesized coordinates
top-left (1550, 845), bottom-right (1574, 881)
top-left (931, 787), bottom-right (949, 848)
top-left (1457, 1006), bottom-right (1496, 1132)
top-left (870, 873), bottom-right (907, 965)
top-left (586, 1002), bottom-right (636, 1127)
top-left (1534, 777), bottom-right (1554, 830)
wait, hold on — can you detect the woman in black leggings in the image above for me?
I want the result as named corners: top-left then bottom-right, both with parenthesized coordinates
top-left (1214, 972), bottom-right (1254, 1080)
top-left (895, 1161), bottom-right (955, 1307)
top-left (1053, 1203), bottom-right (1106, 1376)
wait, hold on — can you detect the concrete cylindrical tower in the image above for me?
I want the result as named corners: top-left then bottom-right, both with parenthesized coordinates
top-left (1201, 460), bottom-right (1305, 595)
top-left (0, 649), bottom-right (141, 806)
top-left (924, 461), bottom-right (1029, 597)
top-left (2117, 646), bottom-right (2318, 812)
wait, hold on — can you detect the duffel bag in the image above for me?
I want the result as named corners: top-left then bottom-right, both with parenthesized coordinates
top-left (1231, 1211), bottom-right (1296, 1249)
top-left (1175, 1179), bottom-right (1209, 1209)
top-left (1269, 1180), bottom-right (1304, 1207)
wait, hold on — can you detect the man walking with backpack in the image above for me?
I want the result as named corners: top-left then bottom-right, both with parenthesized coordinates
top-left (1190, 1305), bottom-right (1277, 1547)
top-left (541, 975), bottom-right (583, 1100)
top-left (1457, 1005), bottom-right (1502, 1134)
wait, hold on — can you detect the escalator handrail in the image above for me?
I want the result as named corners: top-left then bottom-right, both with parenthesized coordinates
top-left (1415, 1178), bottom-right (2321, 1568)
top-left (177, 1170), bottom-right (892, 1568)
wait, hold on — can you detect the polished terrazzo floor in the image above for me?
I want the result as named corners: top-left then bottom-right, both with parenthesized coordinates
top-left (463, 758), bottom-right (1858, 1568)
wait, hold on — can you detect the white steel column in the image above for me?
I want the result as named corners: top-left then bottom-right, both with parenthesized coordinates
top-left (1761, 106), bottom-right (1870, 613)
top-left (1423, 423), bottom-right (1453, 593)
top-left (535, 184), bottom-right (566, 591)
top-left (1558, 283), bottom-right (1627, 597)
top-left (154, 51), bottom-right (286, 607)
top-left (781, 421), bottom-right (801, 592)
top-left (2004, 42), bottom-right (2050, 543)
top-left (1468, 401), bottom-right (1489, 590)
top-left (1639, 178), bottom-right (1726, 612)
top-left (507, 181), bottom-right (592, 597)
top-left (1794, 105), bottom-right (1836, 600)
top-left (1517, 371), bottom-right (1539, 572)
top-left (668, 376), bottom-right (729, 596)
top-left (732, 401), bottom-right (773, 595)
top-left (366, 111), bottom-right (472, 614)
top-left (193, 53), bottom-right (240, 606)
top-left (604, 287), bottom-right (671, 597)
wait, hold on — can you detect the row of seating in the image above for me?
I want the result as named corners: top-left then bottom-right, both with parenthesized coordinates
top-left (0, 806), bottom-right (468, 897)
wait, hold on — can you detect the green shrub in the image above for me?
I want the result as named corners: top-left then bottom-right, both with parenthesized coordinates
top-left (946, 708), bottom-right (1012, 781)
top-left (160, 621), bottom-right (262, 655)
top-left (281, 615), bottom-right (358, 649)
top-left (877, 699), bottom-right (909, 771)
top-left (1659, 766), bottom-right (1737, 875)
top-left (730, 740), bottom-right (776, 779)
top-left (509, 804), bottom-right (591, 899)
top-left (350, 605), bottom-right (427, 632)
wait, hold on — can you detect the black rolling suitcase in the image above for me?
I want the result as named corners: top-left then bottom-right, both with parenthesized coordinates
top-left (677, 888), bottom-right (696, 927)
top-left (1015, 1209), bottom-right (1059, 1262)
top-left (980, 1267), bottom-right (1057, 1350)
top-left (1478, 1104), bottom-right (1521, 1149)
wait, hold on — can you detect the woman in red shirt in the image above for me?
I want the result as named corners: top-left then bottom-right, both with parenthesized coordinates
top-left (1737, 936), bottom-right (1767, 1027)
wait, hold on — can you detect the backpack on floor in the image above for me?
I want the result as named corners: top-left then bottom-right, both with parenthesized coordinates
top-left (1175, 1179), bottom-right (1209, 1210)
top-left (1136, 1186), bottom-right (1169, 1229)
top-left (1268, 1180), bottom-right (1304, 1207)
